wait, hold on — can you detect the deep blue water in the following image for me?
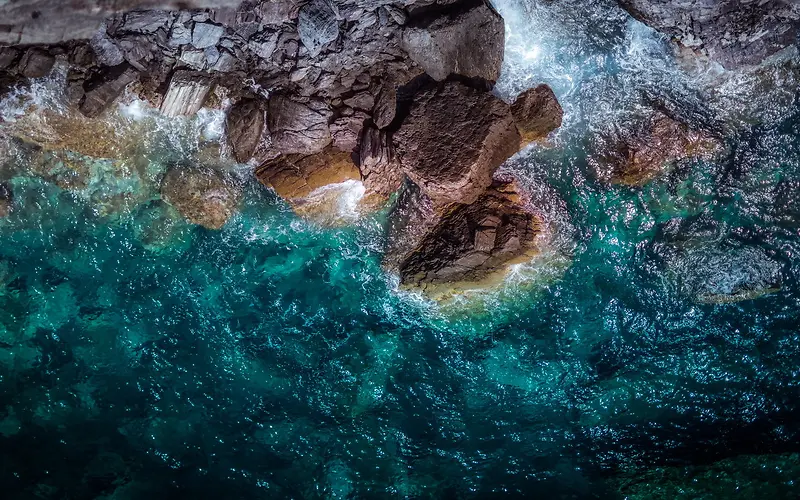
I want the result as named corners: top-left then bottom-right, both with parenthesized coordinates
top-left (2, 0), bottom-right (800, 498)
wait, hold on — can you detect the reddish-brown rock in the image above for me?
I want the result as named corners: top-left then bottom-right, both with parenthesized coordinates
top-left (510, 84), bottom-right (563, 146)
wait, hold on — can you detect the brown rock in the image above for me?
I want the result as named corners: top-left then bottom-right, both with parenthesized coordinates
top-left (226, 98), bottom-right (266, 163)
top-left (373, 84), bottom-right (397, 129)
top-left (330, 111), bottom-right (369, 153)
top-left (160, 165), bottom-right (242, 230)
top-left (255, 147), bottom-right (361, 200)
top-left (510, 84), bottom-right (563, 146)
top-left (594, 111), bottom-right (722, 186)
top-left (401, 1), bottom-right (504, 82)
top-left (386, 176), bottom-right (544, 294)
top-left (393, 80), bottom-right (521, 206)
top-left (267, 95), bottom-right (332, 155)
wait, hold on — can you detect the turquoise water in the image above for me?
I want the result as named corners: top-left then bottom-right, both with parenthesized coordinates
top-left (2, 0), bottom-right (800, 498)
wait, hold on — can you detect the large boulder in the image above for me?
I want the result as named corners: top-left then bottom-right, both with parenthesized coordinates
top-left (386, 176), bottom-right (544, 296)
top-left (267, 95), bottom-right (333, 155)
top-left (160, 165), bottom-right (242, 230)
top-left (592, 111), bottom-right (722, 186)
top-left (226, 98), bottom-right (266, 163)
top-left (393, 80), bottom-right (521, 206)
top-left (510, 84), bottom-right (563, 146)
top-left (617, 0), bottom-right (800, 69)
top-left (401, 0), bottom-right (505, 82)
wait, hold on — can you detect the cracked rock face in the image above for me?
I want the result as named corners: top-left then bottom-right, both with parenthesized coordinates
top-left (393, 80), bottom-right (521, 206)
top-left (618, 0), bottom-right (800, 69)
top-left (386, 176), bottom-right (544, 294)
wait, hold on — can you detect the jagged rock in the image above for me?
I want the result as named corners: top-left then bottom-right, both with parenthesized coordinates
top-left (255, 147), bottom-right (360, 200)
top-left (160, 165), bottom-right (242, 230)
top-left (226, 98), bottom-right (266, 163)
top-left (592, 111), bottom-right (722, 186)
top-left (359, 126), bottom-right (403, 198)
top-left (268, 95), bottom-right (333, 155)
top-left (0, 48), bottom-right (20, 70)
top-left (79, 64), bottom-right (140, 117)
top-left (90, 28), bottom-right (125, 66)
top-left (330, 111), bottom-right (369, 152)
top-left (401, 1), bottom-right (504, 82)
top-left (18, 49), bottom-right (55, 78)
top-left (386, 176), bottom-right (544, 295)
top-left (0, 183), bottom-right (13, 218)
top-left (297, 0), bottom-right (341, 57)
top-left (0, 1), bottom-right (243, 45)
top-left (393, 80), bottom-right (521, 206)
top-left (373, 84), bottom-right (397, 129)
top-left (617, 0), bottom-right (800, 69)
top-left (510, 84), bottom-right (563, 146)
top-left (160, 72), bottom-right (213, 117)
top-left (192, 23), bottom-right (225, 49)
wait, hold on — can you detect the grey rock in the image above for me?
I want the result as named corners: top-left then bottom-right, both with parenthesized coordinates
top-left (226, 98), bottom-right (266, 163)
top-left (79, 65), bottom-right (140, 117)
top-left (90, 28), bottom-right (125, 66)
top-left (298, 0), bottom-right (341, 57)
top-left (19, 49), bottom-right (56, 78)
top-left (160, 72), bottom-right (213, 117)
top-left (192, 23), bottom-right (225, 49)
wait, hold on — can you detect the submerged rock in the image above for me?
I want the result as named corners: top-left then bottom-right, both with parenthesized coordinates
top-left (160, 165), bottom-right (242, 230)
top-left (386, 176), bottom-right (545, 297)
top-left (401, 0), bottom-right (505, 82)
top-left (617, 0), bottom-right (799, 69)
top-left (510, 84), bottom-right (563, 146)
top-left (393, 80), bottom-right (521, 206)
top-left (0, 183), bottom-right (13, 218)
top-left (593, 111), bottom-right (721, 186)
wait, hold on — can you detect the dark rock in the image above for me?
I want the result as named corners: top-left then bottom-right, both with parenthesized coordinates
top-left (372, 84), bottom-right (397, 129)
top-left (0, 183), bottom-right (13, 218)
top-left (510, 84), bottom-right (563, 146)
top-left (255, 147), bottom-right (360, 200)
top-left (19, 49), bottom-right (55, 78)
top-left (617, 0), bottom-right (800, 69)
top-left (393, 80), bottom-right (521, 206)
top-left (401, 1), bottom-right (504, 82)
top-left (0, 48), bottom-right (20, 70)
top-left (592, 111), bottom-right (722, 186)
top-left (79, 64), bottom-right (139, 117)
top-left (160, 165), bottom-right (242, 230)
top-left (226, 98), bottom-right (266, 163)
top-left (268, 95), bottom-right (333, 155)
top-left (386, 176), bottom-right (544, 294)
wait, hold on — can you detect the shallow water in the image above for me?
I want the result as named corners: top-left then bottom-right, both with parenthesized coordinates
top-left (2, 1), bottom-right (800, 498)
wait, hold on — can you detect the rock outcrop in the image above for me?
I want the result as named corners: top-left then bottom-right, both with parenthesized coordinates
top-left (617, 0), bottom-right (800, 69)
top-left (160, 165), bottom-right (242, 229)
top-left (393, 80), bottom-right (521, 206)
top-left (255, 147), bottom-right (360, 201)
top-left (510, 84), bottom-right (563, 146)
top-left (592, 111), bottom-right (722, 186)
top-left (386, 176), bottom-right (545, 296)
top-left (226, 98), bottom-right (266, 163)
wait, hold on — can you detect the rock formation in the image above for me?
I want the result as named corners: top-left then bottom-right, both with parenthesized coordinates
top-left (510, 84), bottom-right (563, 146)
top-left (255, 147), bottom-right (360, 201)
top-left (393, 80), bottom-right (521, 206)
top-left (592, 110), bottom-right (722, 186)
top-left (617, 0), bottom-right (800, 69)
top-left (385, 176), bottom-right (546, 296)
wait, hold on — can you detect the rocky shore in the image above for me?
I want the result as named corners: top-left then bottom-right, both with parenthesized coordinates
top-left (0, 0), bottom-right (797, 297)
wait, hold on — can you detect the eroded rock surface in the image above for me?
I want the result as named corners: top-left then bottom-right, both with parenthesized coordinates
top-left (386, 176), bottom-right (544, 295)
top-left (617, 0), bottom-right (800, 69)
top-left (255, 147), bottom-right (360, 201)
top-left (393, 80), bottom-right (521, 206)
top-left (160, 165), bottom-right (242, 229)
